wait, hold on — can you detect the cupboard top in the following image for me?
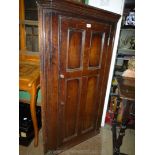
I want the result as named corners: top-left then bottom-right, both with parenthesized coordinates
top-left (37, 0), bottom-right (120, 23)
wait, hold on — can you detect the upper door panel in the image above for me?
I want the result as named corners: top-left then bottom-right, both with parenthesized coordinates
top-left (60, 16), bottom-right (111, 75)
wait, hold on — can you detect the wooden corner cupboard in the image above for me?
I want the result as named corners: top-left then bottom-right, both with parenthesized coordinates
top-left (37, 0), bottom-right (120, 154)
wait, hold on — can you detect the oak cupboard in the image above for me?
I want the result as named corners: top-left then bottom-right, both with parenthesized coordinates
top-left (38, 0), bottom-right (120, 154)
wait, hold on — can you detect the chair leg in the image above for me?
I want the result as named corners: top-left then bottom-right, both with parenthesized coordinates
top-left (30, 84), bottom-right (38, 147)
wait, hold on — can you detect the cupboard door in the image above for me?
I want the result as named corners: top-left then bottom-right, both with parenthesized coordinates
top-left (58, 16), bottom-right (111, 146)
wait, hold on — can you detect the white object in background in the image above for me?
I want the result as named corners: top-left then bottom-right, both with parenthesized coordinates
top-left (125, 12), bottom-right (135, 26)
top-left (88, 0), bottom-right (124, 14)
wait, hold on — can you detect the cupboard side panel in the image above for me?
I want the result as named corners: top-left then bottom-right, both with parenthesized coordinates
top-left (39, 10), bottom-right (59, 152)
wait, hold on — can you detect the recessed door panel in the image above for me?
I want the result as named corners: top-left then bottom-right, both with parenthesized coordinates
top-left (89, 32), bottom-right (105, 68)
top-left (67, 30), bottom-right (83, 70)
top-left (82, 76), bottom-right (99, 133)
top-left (63, 79), bottom-right (80, 142)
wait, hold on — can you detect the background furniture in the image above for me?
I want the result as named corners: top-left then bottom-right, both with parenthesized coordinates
top-left (106, 0), bottom-right (135, 126)
top-left (38, 0), bottom-right (120, 154)
top-left (19, 102), bottom-right (42, 146)
top-left (19, 0), bottom-right (39, 62)
top-left (112, 77), bottom-right (135, 155)
top-left (19, 62), bottom-right (40, 146)
top-left (112, 2), bottom-right (135, 77)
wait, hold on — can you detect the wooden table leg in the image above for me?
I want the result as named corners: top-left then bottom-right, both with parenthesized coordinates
top-left (30, 83), bottom-right (38, 147)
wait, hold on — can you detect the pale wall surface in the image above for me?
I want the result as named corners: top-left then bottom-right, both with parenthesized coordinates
top-left (88, 0), bottom-right (124, 14)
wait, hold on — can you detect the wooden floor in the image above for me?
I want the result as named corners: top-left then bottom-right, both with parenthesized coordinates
top-left (19, 124), bottom-right (135, 155)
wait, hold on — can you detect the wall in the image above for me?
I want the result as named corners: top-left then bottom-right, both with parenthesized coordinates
top-left (88, 0), bottom-right (124, 14)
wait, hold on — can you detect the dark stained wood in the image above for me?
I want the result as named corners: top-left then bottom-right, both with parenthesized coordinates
top-left (81, 76), bottom-right (99, 133)
top-left (38, 11), bottom-right (59, 151)
top-left (68, 30), bottom-right (83, 69)
top-left (96, 24), bottom-right (117, 130)
top-left (89, 32), bottom-right (103, 67)
top-left (38, 0), bottom-right (120, 23)
top-left (38, 0), bottom-right (120, 154)
top-left (63, 79), bottom-right (80, 141)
